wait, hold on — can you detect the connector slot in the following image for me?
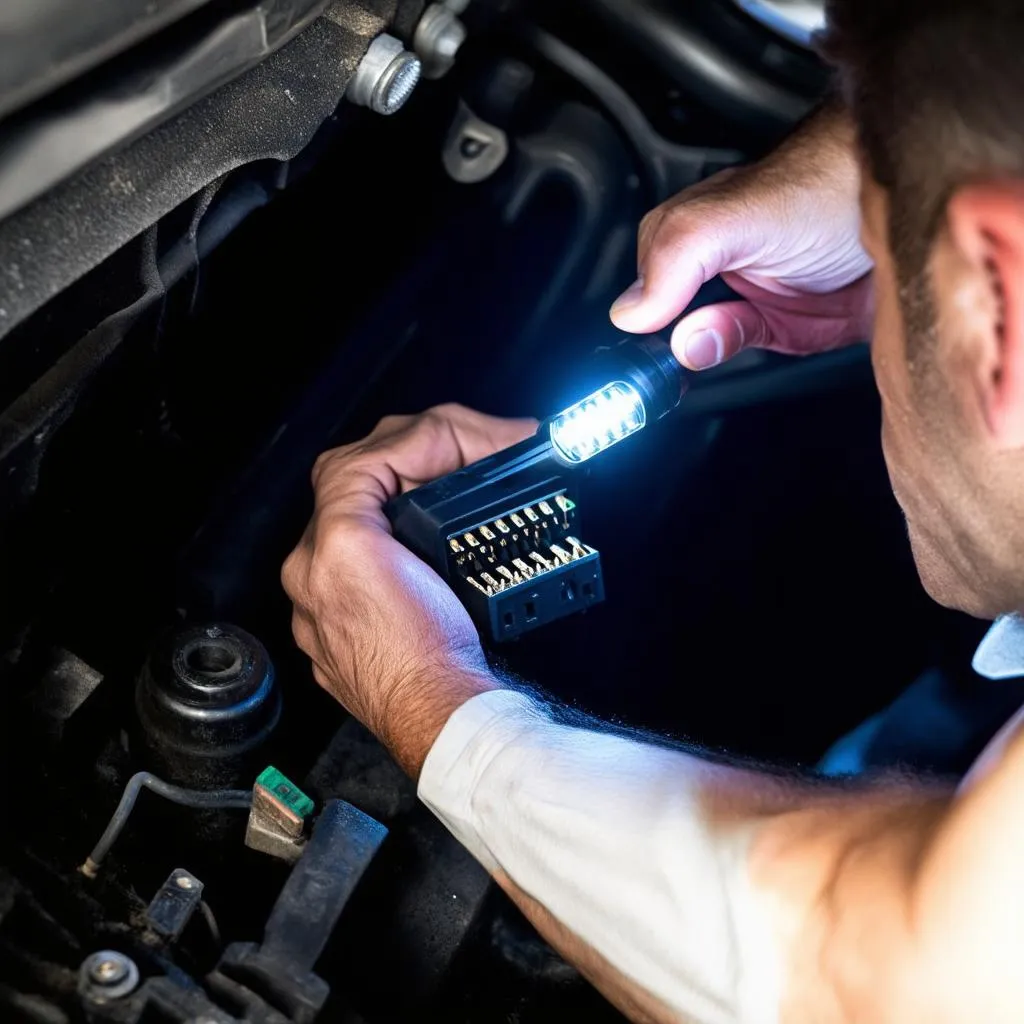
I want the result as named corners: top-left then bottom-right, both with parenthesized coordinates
top-left (447, 490), bottom-right (605, 639)
top-left (447, 491), bottom-right (592, 597)
top-left (484, 554), bottom-right (604, 639)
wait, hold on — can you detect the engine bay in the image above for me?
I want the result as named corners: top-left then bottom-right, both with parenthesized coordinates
top-left (0, 2), bottom-right (991, 1021)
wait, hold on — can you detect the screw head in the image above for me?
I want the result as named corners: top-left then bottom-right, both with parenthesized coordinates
top-left (91, 956), bottom-right (128, 985)
top-left (376, 55), bottom-right (421, 115)
top-left (81, 950), bottom-right (139, 1002)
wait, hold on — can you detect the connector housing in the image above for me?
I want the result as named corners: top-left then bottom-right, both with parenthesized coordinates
top-left (448, 490), bottom-right (603, 641)
top-left (386, 437), bottom-right (604, 641)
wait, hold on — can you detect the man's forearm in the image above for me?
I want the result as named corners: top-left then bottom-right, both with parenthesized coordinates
top-left (761, 95), bottom-right (857, 197)
top-left (418, 688), bottom-right (953, 1024)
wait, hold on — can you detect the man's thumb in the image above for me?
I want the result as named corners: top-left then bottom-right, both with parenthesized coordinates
top-left (669, 301), bottom-right (770, 370)
top-left (610, 228), bottom-right (731, 334)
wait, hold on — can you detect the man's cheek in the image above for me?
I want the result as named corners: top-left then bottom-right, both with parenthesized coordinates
top-left (869, 280), bottom-right (911, 410)
top-left (873, 342), bottom-right (913, 511)
top-left (871, 325), bottom-right (896, 408)
top-left (879, 416), bottom-right (909, 515)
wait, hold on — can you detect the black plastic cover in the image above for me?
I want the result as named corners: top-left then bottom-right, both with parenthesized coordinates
top-left (0, 0), bottom-right (215, 120)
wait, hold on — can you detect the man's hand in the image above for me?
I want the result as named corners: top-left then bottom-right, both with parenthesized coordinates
top-left (610, 103), bottom-right (875, 369)
top-left (281, 404), bottom-right (536, 776)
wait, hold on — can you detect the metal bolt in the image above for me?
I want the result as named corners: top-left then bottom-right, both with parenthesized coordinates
top-left (413, 4), bottom-right (467, 80)
top-left (80, 951), bottom-right (139, 1002)
top-left (347, 34), bottom-right (421, 116)
top-left (91, 956), bottom-right (128, 985)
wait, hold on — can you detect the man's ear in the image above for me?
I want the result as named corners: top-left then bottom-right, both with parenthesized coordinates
top-left (946, 181), bottom-right (1024, 449)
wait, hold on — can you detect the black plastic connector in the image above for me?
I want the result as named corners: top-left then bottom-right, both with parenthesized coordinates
top-left (386, 435), bottom-right (605, 642)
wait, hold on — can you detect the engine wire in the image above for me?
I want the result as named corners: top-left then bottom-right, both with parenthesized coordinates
top-left (79, 771), bottom-right (252, 878)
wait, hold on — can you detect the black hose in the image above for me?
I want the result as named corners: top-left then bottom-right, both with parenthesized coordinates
top-left (199, 900), bottom-right (222, 948)
top-left (79, 771), bottom-right (252, 877)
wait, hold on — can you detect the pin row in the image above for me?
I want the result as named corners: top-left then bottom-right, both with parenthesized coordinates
top-left (448, 496), bottom-right (577, 555)
top-left (463, 535), bottom-right (593, 597)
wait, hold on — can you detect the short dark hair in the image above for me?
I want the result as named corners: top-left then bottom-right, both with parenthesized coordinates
top-left (824, 0), bottom-right (1024, 281)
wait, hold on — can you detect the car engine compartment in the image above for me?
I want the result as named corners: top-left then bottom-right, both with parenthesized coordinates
top-left (0, 2), bottom-right (991, 1021)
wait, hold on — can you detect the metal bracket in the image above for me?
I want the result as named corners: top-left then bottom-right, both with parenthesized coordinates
top-left (145, 868), bottom-right (204, 943)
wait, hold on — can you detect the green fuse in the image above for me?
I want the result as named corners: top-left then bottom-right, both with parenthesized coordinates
top-left (253, 766), bottom-right (314, 838)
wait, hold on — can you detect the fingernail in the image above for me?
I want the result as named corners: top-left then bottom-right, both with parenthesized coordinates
top-left (683, 329), bottom-right (724, 369)
top-left (610, 278), bottom-right (645, 315)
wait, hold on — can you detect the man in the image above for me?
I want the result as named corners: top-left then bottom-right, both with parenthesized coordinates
top-left (282, 1), bottom-right (1024, 1021)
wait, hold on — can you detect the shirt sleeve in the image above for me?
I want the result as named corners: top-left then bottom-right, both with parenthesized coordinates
top-left (417, 689), bottom-right (781, 1024)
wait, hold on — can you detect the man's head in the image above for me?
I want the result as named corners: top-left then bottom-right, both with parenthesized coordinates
top-left (825, 0), bottom-right (1024, 618)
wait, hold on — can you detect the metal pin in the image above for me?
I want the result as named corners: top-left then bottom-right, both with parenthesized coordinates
top-left (464, 532), bottom-right (480, 547)
top-left (530, 551), bottom-right (554, 571)
top-left (467, 576), bottom-right (491, 596)
top-left (496, 565), bottom-right (517, 585)
top-left (449, 538), bottom-right (464, 553)
top-left (566, 536), bottom-right (590, 558)
top-left (513, 558), bottom-right (535, 578)
top-left (550, 544), bottom-right (572, 564)
top-left (481, 572), bottom-right (502, 591)
top-left (524, 507), bottom-right (539, 522)
top-left (555, 495), bottom-right (574, 513)
top-left (538, 501), bottom-right (554, 516)
top-left (510, 513), bottom-right (526, 528)
top-left (495, 519), bottom-right (510, 534)
top-left (480, 525), bottom-right (496, 541)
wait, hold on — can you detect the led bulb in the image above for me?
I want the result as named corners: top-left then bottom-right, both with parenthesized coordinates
top-left (549, 381), bottom-right (647, 463)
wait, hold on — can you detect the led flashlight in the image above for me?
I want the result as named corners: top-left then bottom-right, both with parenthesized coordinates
top-left (548, 338), bottom-right (688, 464)
top-left (386, 338), bottom-right (687, 641)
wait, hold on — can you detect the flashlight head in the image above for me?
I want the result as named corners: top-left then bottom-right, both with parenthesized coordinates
top-left (548, 338), bottom-right (687, 465)
top-left (549, 381), bottom-right (646, 464)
